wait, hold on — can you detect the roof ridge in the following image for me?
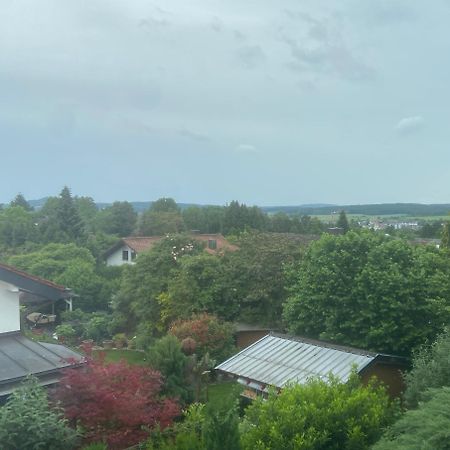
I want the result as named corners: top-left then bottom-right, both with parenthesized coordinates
top-left (269, 332), bottom-right (378, 357)
top-left (0, 263), bottom-right (69, 292)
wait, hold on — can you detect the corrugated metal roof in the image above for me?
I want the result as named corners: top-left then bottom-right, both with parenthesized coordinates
top-left (216, 333), bottom-right (377, 389)
top-left (0, 333), bottom-right (84, 387)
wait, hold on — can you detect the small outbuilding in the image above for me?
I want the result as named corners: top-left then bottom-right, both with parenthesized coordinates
top-left (215, 333), bottom-right (408, 399)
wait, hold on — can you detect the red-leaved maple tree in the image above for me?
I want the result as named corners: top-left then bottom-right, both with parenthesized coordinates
top-left (53, 357), bottom-right (180, 449)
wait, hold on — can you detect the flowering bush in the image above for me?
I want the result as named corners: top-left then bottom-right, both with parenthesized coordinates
top-left (169, 313), bottom-right (235, 362)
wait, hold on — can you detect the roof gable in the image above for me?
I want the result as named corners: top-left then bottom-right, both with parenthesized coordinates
top-left (0, 263), bottom-right (72, 302)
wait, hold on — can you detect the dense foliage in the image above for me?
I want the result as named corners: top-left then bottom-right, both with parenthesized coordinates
top-left (147, 335), bottom-right (190, 402)
top-left (373, 387), bottom-right (450, 450)
top-left (241, 374), bottom-right (394, 450)
top-left (54, 359), bottom-right (179, 449)
top-left (403, 328), bottom-right (450, 408)
top-left (169, 313), bottom-right (235, 362)
top-left (283, 231), bottom-right (450, 355)
top-left (0, 377), bottom-right (79, 450)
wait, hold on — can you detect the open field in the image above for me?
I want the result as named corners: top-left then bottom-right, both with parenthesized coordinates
top-left (312, 214), bottom-right (449, 223)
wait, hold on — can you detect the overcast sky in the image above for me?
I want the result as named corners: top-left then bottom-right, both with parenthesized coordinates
top-left (1, 0), bottom-right (450, 206)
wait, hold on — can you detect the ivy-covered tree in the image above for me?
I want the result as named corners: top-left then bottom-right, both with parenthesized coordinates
top-left (0, 376), bottom-right (79, 450)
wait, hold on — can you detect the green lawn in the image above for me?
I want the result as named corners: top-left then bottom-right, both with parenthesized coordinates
top-left (207, 381), bottom-right (243, 404)
top-left (93, 349), bottom-right (147, 365)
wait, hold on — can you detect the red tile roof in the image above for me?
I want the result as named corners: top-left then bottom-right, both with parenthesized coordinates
top-left (106, 234), bottom-right (238, 257)
top-left (122, 236), bottom-right (164, 253)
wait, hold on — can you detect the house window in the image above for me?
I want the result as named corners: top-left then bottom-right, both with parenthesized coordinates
top-left (131, 251), bottom-right (137, 261)
top-left (208, 239), bottom-right (217, 250)
top-left (122, 250), bottom-right (129, 261)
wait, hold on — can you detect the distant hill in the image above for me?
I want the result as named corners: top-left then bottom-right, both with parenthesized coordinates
top-left (25, 198), bottom-right (450, 217)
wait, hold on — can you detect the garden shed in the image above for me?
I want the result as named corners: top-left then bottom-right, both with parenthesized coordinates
top-left (216, 333), bottom-right (408, 399)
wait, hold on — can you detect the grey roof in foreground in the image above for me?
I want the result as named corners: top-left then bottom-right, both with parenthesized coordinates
top-left (0, 332), bottom-right (84, 395)
top-left (215, 333), bottom-right (379, 389)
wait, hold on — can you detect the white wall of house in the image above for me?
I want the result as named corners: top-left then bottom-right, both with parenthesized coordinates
top-left (0, 280), bottom-right (21, 333)
top-left (106, 245), bottom-right (136, 266)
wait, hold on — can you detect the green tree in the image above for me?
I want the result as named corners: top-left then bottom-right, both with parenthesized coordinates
top-left (0, 206), bottom-right (35, 247)
top-left (0, 376), bottom-right (79, 450)
top-left (95, 201), bottom-right (137, 236)
top-left (403, 328), bottom-right (450, 408)
top-left (224, 231), bottom-right (305, 326)
top-left (159, 253), bottom-right (234, 326)
top-left (37, 188), bottom-right (85, 243)
top-left (9, 243), bottom-right (111, 311)
top-left (336, 210), bottom-right (350, 233)
top-left (373, 387), bottom-right (450, 450)
top-left (441, 221), bottom-right (450, 248)
top-left (147, 335), bottom-right (190, 402)
top-left (113, 234), bottom-right (204, 335)
top-left (138, 210), bottom-right (185, 236)
top-left (10, 193), bottom-right (33, 211)
top-left (182, 205), bottom-right (225, 233)
top-left (74, 196), bottom-right (98, 232)
top-left (151, 198), bottom-right (180, 213)
top-left (56, 186), bottom-right (85, 241)
top-left (241, 373), bottom-right (394, 450)
top-left (202, 396), bottom-right (241, 450)
top-left (283, 231), bottom-right (450, 355)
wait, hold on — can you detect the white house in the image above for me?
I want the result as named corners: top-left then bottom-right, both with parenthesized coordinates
top-left (105, 234), bottom-right (238, 266)
top-left (0, 263), bottom-right (84, 396)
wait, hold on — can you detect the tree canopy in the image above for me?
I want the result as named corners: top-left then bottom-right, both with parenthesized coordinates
top-left (283, 231), bottom-right (450, 355)
top-left (241, 373), bottom-right (394, 450)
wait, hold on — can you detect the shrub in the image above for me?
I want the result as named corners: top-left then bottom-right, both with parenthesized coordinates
top-left (0, 376), bottom-right (79, 450)
top-left (54, 359), bottom-right (180, 449)
top-left (147, 335), bottom-right (190, 403)
top-left (169, 313), bottom-right (235, 362)
top-left (241, 373), bottom-right (395, 450)
top-left (373, 387), bottom-right (450, 450)
top-left (403, 327), bottom-right (450, 408)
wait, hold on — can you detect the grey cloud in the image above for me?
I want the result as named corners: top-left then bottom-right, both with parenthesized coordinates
top-left (233, 30), bottom-right (246, 41)
top-left (364, 1), bottom-right (416, 25)
top-left (395, 116), bottom-right (424, 135)
top-left (139, 17), bottom-right (170, 29)
top-left (281, 13), bottom-right (374, 81)
top-left (211, 16), bottom-right (224, 33)
top-left (236, 45), bottom-right (266, 69)
top-left (179, 128), bottom-right (210, 142)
